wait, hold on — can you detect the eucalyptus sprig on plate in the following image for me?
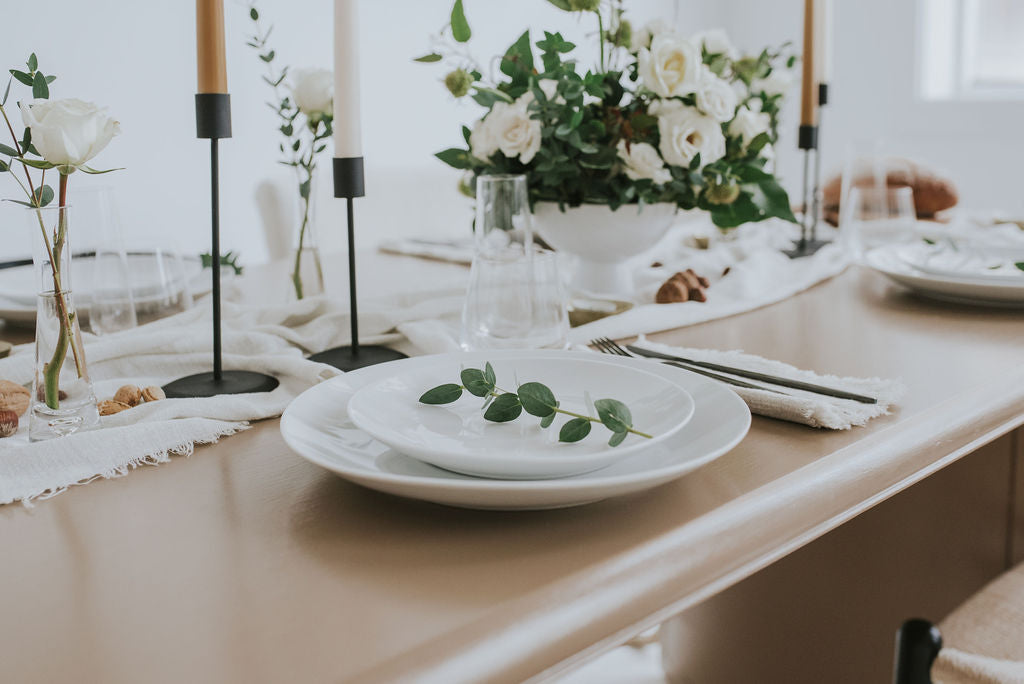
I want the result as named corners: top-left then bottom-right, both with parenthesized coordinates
top-left (419, 362), bottom-right (652, 447)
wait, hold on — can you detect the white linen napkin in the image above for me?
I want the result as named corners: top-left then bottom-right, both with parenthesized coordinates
top-left (629, 337), bottom-right (905, 429)
top-left (0, 294), bottom-right (423, 505)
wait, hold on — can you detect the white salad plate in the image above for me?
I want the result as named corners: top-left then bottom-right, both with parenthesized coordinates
top-left (280, 350), bottom-right (751, 510)
top-left (346, 354), bottom-right (695, 479)
top-left (896, 242), bottom-right (1024, 283)
top-left (865, 245), bottom-right (1024, 308)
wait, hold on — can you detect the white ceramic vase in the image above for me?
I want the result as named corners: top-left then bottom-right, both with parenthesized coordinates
top-left (533, 202), bottom-right (677, 296)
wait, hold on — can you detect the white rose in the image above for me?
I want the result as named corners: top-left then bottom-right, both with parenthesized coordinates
top-left (487, 101), bottom-right (542, 164)
top-left (638, 34), bottom-right (701, 98)
top-left (651, 100), bottom-right (725, 166)
top-left (692, 29), bottom-right (738, 59)
top-left (728, 106), bottom-right (771, 146)
top-left (19, 98), bottom-right (120, 170)
top-left (751, 70), bottom-right (793, 97)
top-left (616, 140), bottom-right (672, 184)
top-left (630, 18), bottom-right (672, 52)
top-left (289, 68), bottom-right (333, 118)
top-left (695, 68), bottom-right (738, 123)
top-left (469, 117), bottom-right (498, 162)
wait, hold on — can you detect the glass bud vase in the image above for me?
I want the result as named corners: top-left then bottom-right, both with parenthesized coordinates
top-left (289, 168), bottom-right (325, 301)
top-left (26, 205), bottom-right (100, 441)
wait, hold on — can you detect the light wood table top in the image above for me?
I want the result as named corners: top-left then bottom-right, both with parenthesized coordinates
top-left (1, 254), bottom-right (1022, 684)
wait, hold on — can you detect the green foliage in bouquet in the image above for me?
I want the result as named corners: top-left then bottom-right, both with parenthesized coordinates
top-left (418, 0), bottom-right (797, 229)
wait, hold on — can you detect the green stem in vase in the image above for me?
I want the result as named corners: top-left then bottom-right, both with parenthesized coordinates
top-left (41, 172), bottom-right (77, 409)
top-left (291, 192), bottom-right (309, 300)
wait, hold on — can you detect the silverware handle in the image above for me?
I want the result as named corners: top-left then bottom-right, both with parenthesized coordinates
top-left (663, 361), bottom-right (788, 396)
top-left (629, 346), bottom-right (877, 405)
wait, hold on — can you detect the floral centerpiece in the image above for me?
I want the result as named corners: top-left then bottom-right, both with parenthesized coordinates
top-left (419, 1), bottom-right (796, 292)
top-left (0, 54), bottom-right (120, 439)
top-left (245, 3), bottom-right (333, 300)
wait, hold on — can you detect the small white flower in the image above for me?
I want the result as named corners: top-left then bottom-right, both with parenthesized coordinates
top-left (651, 100), bottom-right (725, 166)
top-left (692, 28), bottom-right (738, 60)
top-left (728, 105), bottom-right (771, 147)
top-left (289, 68), bottom-right (333, 118)
top-left (694, 68), bottom-right (738, 123)
top-left (19, 98), bottom-right (120, 169)
top-left (616, 140), bottom-right (672, 184)
top-left (519, 78), bottom-right (562, 106)
top-left (631, 18), bottom-right (672, 52)
top-left (638, 33), bottom-right (701, 98)
top-left (751, 69), bottom-right (793, 97)
top-left (477, 101), bottom-right (542, 164)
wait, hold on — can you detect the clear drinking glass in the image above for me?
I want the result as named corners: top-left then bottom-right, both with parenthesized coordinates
top-left (461, 175), bottom-right (568, 350)
top-left (128, 245), bottom-right (194, 326)
top-left (89, 245), bottom-right (138, 334)
top-left (841, 186), bottom-right (917, 260)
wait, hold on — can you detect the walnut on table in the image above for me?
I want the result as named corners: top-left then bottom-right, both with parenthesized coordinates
top-left (655, 269), bottom-right (710, 304)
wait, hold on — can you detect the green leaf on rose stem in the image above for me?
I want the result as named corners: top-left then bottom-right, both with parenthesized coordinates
top-left (32, 71), bottom-right (48, 99)
top-left (608, 431), bottom-right (627, 447)
top-left (44, 75), bottom-right (55, 84)
top-left (15, 157), bottom-right (54, 170)
top-left (559, 418), bottom-right (591, 443)
top-left (419, 383), bottom-right (464, 404)
top-left (298, 179), bottom-right (310, 199)
top-left (470, 86), bottom-right (513, 108)
top-left (517, 382), bottom-right (557, 417)
top-left (0, 160), bottom-right (7, 172)
top-left (79, 165), bottom-right (124, 175)
top-left (1, 77), bottom-right (10, 106)
top-left (460, 368), bottom-right (493, 397)
top-left (462, 125), bottom-right (472, 144)
top-left (500, 30), bottom-right (534, 80)
top-left (594, 398), bottom-right (633, 434)
top-left (250, 7), bottom-right (258, 20)
top-left (34, 184), bottom-right (53, 207)
top-left (0, 143), bottom-right (17, 157)
top-left (434, 147), bottom-right (472, 170)
top-left (484, 362), bottom-right (496, 386)
top-left (483, 392), bottom-right (522, 422)
top-left (539, 413), bottom-right (555, 429)
top-left (21, 126), bottom-right (31, 151)
top-left (9, 70), bottom-right (33, 87)
top-left (450, 0), bottom-right (471, 42)
top-left (413, 53), bottom-right (443, 63)
top-left (4, 199), bottom-right (36, 208)
top-left (27, 53), bottom-right (37, 71)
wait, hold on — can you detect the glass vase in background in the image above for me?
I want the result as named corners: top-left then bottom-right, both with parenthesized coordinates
top-left (76, 187), bottom-right (138, 335)
top-left (461, 175), bottom-right (568, 350)
top-left (26, 205), bottom-right (100, 441)
top-left (841, 186), bottom-right (918, 260)
top-left (289, 167), bottom-right (325, 301)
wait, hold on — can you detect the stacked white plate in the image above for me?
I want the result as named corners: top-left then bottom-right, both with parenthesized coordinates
top-left (280, 350), bottom-right (751, 510)
top-left (866, 241), bottom-right (1024, 308)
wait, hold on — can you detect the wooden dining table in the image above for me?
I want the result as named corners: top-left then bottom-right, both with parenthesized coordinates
top-left (0, 251), bottom-right (1021, 683)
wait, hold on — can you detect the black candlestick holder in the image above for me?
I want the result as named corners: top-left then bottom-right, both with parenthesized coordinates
top-left (163, 94), bottom-right (280, 398)
top-left (784, 84), bottom-right (832, 259)
top-left (306, 156), bottom-right (407, 371)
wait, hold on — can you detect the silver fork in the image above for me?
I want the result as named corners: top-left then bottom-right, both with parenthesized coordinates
top-left (590, 337), bottom-right (789, 395)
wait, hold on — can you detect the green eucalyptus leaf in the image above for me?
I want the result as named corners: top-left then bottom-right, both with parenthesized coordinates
top-left (419, 383), bottom-right (464, 404)
top-left (450, 0), bottom-right (471, 42)
top-left (4, 199), bottom-right (35, 208)
top-left (483, 392), bottom-right (522, 422)
top-left (608, 431), bottom-right (627, 447)
top-left (0, 143), bottom-right (17, 157)
top-left (250, 7), bottom-right (258, 20)
top-left (558, 418), bottom-right (591, 442)
top-left (414, 53), bottom-right (443, 63)
top-left (539, 413), bottom-right (555, 429)
top-left (484, 361), bottom-right (496, 386)
top-left (594, 398), bottom-right (632, 433)
top-left (517, 382), bottom-right (557, 417)
top-left (1015, 262), bottom-right (1024, 272)
top-left (0, 160), bottom-right (7, 172)
top-left (1, 77), bottom-right (10, 106)
top-left (435, 147), bottom-right (473, 170)
top-left (545, 0), bottom-right (573, 10)
top-left (79, 165), bottom-right (124, 175)
top-left (44, 75), bottom-right (56, 84)
top-left (32, 71), bottom-right (48, 99)
top-left (27, 53), bottom-right (38, 71)
top-left (35, 184), bottom-right (54, 207)
top-left (10, 70), bottom-right (33, 87)
top-left (15, 157), bottom-right (54, 170)
top-left (460, 368), bottom-right (492, 397)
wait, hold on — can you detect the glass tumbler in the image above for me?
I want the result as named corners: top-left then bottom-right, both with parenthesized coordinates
top-left (841, 186), bottom-right (917, 260)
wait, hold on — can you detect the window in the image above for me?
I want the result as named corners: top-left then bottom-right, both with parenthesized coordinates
top-left (919, 0), bottom-right (1024, 100)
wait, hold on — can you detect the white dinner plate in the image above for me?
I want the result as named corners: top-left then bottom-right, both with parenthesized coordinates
top-left (0, 255), bottom-right (212, 322)
top-left (897, 243), bottom-right (1024, 283)
top-left (346, 354), bottom-right (695, 479)
top-left (865, 246), bottom-right (1024, 308)
top-left (280, 350), bottom-right (751, 510)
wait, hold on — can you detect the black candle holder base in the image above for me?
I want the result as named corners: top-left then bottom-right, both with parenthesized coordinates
top-left (163, 370), bottom-right (280, 399)
top-left (783, 238), bottom-right (832, 259)
top-left (308, 345), bottom-right (407, 372)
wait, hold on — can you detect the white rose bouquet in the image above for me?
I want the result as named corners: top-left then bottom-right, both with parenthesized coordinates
top-left (418, 0), bottom-right (797, 229)
top-left (0, 54), bottom-right (120, 410)
top-left (245, 3), bottom-right (332, 300)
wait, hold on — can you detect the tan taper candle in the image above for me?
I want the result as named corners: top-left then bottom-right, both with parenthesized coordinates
top-left (197, 0), bottom-right (228, 93)
top-left (800, 0), bottom-right (817, 126)
top-left (333, 0), bottom-right (363, 158)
